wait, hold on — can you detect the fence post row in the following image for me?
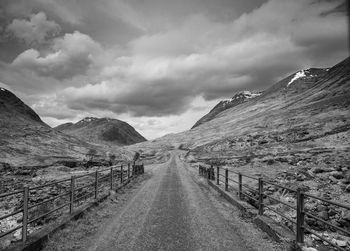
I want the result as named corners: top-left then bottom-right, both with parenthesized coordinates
top-left (296, 188), bottom-right (305, 243)
top-left (70, 176), bottom-right (75, 214)
top-left (258, 178), bottom-right (264, 215)
top-left (1, 161), bottom-right (142, 244)
top-left (22, 186), bottom-right (29, 243)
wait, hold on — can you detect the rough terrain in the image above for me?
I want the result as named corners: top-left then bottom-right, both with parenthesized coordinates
top-left (42, 151), bottom-right (285, 251)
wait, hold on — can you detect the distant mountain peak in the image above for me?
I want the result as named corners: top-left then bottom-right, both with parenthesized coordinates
top-left (55, 116), bottom-right (146, 146)
top-left (78, 117), bottom-right (99, 123)
top-left (192, 90), bottom-right (262, 128)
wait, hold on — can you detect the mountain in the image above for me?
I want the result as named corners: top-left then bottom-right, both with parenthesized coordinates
top-left (0, 88), bottom-right (100, 168)
top-left (192, 68), bottom-right (330, 129)
top-left (129, 57), bottom-right (350, 172)
top-left (55, 117), bottom-right (147, 146)
top-left (192, 91), bottom-right (262, 128)
top-left (0, 87), bottom-right (45, 125)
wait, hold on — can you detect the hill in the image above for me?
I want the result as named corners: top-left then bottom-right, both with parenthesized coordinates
top-left (0, 88), bottom-right (99, 168)
top-left (55, 117), bottom-right (147, 146)
top-left (129, 57), bottom-right (350, 175)
top-left (192, 91), bottom-right (262, 128)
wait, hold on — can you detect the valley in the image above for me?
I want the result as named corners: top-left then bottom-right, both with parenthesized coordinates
top-left (0, 56), bottom-right (349, 250)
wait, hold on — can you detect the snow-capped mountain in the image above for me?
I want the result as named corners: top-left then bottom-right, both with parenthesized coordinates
top-left (192, 91), bottom-right (262, 128)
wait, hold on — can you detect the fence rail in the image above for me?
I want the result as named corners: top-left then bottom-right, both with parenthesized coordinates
top-left (0, 163), bottom-right (145, 244)
top-left (199, 165), bottom-right (350, 251)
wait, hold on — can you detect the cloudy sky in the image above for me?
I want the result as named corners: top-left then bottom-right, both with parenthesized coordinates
top-left (0, 0), bottom-right (348, 139)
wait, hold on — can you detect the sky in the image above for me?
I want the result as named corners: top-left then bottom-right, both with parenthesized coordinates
top-left (0, 0), bottom-right (348, 140)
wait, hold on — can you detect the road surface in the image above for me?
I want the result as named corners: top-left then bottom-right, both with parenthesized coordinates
top-left (84, 151), bottom-right (267, 251)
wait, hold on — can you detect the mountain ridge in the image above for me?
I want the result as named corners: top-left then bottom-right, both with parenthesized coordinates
top-left (0, 87), bottom-right (98, 167)
top-left (55, 117), bottom-right (147, 146)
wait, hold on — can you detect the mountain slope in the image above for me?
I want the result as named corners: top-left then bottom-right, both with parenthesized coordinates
top-left (128, 57), bottom-right (350, 171)
top-left (192, 91), bottom-right (262, 128)
top-left (55, 117), bottom-right (147, 146)
top-left (0, 88), bottom-right (98, 167)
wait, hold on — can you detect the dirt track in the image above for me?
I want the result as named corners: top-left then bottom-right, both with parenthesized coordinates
top-left (43, 151), bottom-right (284, 251)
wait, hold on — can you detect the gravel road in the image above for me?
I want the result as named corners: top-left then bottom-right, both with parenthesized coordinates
top-left (83, 151), bottom-right (281, 251)
top-left (43, 151), bottom-right (284, 251)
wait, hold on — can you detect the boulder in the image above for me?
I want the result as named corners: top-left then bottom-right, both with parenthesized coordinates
top-left (316, 204), bottom-right (328, 212)
top-left (318, 211), bottom-right (329, 220)
top-left (335, 240), bottom-right (347, 247)
top-left (331, 171), bottom-right (344, 179)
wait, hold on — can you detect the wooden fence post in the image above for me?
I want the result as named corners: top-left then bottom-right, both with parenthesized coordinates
top-left (121, 165), bottom-right (124, 183)
top-left (22, 186), bottom-right (29, 243)
top-left (95, 170), bottom-right (98, 199)
top-left (110, 167), bottom-right (113, 190)
top-left (70, 176), bottom-right (75, 214)
top-left (216, 166), bottom-right (220, 185)
top-left (296, 188), bottom-right (305, 243)
top-left (128, 163), bottom-right (131, 179)
top-left (225, 169), bottom-right (228, 191)
top-left (238, 173), bottom-right (242, 200)
top-left (258, 178), bottom-right (264, 215)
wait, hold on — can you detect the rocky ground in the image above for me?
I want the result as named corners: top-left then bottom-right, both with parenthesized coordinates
top-left (0, 162), bottom-right (130, 249)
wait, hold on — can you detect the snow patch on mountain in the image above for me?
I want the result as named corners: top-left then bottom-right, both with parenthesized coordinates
top-left (242, 91), bottom-right (261, 98)
top-left (223, 91), bottom-right (261, 103)
top-left (287, 70), bottom-right (306, 87)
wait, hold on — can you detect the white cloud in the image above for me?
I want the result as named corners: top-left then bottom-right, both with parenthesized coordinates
top-left (7, 12), bottom-right (60, 45)
top-left (12, 31), bottom-right (103, 79)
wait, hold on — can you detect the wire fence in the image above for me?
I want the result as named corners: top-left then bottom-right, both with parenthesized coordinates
top-left (199, 165), bottom-right (350, 251)
top-left (0, 163), bottom-right (145, 244)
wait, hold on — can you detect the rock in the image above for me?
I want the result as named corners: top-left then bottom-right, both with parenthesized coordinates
top-left (328, 208), bottom-right (337, 217)
top-left (316, 204), bottom-right (328, 212)
top-left (302, 247), bottom-right (317, 251)
top-left (331, 171), bottom-right (344, 179)
top-left (343, 211), bottom-right (350, 221)
top-left (314, 168), bottom-right (325, 174)
top-left (329, 176), bottom-right (338, 183)
top-left (318, 211), bottom-right (329, 220)
top-left (297, 174), bottom-right (306, 181)
top-left (344, 173), bottom-right (350, 184)
top-left (335, 240), bottom-right (347, 247)
top-left (304, 238), bottom-right (313, 247)
top-left (346, 184), bottom-right (350, 192)
top-left (306, 217), bottom-right (316, 226)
